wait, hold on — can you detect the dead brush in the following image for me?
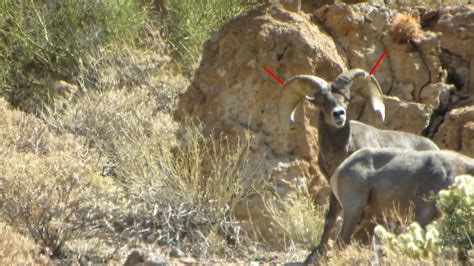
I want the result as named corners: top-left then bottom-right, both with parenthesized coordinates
top-left (376, 204), bottom-right (416, 235)
top-left (101, 119), bottom-right (256, 257)
top-left (0, 152), bottom-right (98, 257)
top-left (263, 190), bottom-right (325, 249)
top-left (389, 13), bottom-right (423, 43)
top-left (0, 221), bottom-right (48, 264)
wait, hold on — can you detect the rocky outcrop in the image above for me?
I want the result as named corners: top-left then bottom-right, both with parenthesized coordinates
top-left (175, 2), bottom-right (474, 240)
top-left (434, 106), bottom-right (474, 157)
top-left (423, 6), bottom-right (474, 102)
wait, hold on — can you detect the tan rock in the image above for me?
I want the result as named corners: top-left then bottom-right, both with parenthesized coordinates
top-left (352, 96), bottom-right (433, 135)
top-left (280, 0), bottom-right (301, 13)
top-left (314, 4), bottom-right (445, 102)
top-left (420, 82), bottom-right (452, 110)
top-left (461, 121), bottom-right (474, 157)
top-left (175, 4), bottom-right (346, 184)
top-left (424, 6), bottom-right (474, 95)
top-left (301, 0), bottom-right (334, 13)
top-left (434, 106), bottom-right (474, 155)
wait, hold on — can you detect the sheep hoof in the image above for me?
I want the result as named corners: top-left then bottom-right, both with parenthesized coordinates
top-left (303, 248), bottom-right (324, 265)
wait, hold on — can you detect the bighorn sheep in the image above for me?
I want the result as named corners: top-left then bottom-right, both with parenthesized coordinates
top-left (330, 148), bottom-right (474, 248)
top-left (277, 68), bottom-right (440, 263)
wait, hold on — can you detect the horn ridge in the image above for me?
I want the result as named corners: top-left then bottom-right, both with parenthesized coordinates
top-left (278, 75), bottom-right (329, 127)
top-left (332, 68), bottom-right (385, 121)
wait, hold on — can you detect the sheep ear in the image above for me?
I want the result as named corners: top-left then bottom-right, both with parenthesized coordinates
top-left (278, 75), bottom-right (329, 128)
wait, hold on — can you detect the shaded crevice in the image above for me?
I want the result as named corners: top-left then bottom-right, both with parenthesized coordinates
top-left (439, 48), bottom-right (469, 91)
top-left (421, 107), bottom-right (446, 138)
top-left (379, 38), bottom-right (396, 96)
top-left (276, 45), bottom-right (289, 62)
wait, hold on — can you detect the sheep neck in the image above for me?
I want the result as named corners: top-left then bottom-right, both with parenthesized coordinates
top-left (317, 112), bottom-right (351, 160)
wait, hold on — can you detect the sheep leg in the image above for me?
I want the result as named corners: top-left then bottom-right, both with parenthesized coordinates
top-left (353, 221), bottom-right (376, 244)
top-left (414, 198), bottom-right (438, 227)
top-left (335, 200), bottom-right (365, 248)
top-left (304, 193), bottom-right (341, 264)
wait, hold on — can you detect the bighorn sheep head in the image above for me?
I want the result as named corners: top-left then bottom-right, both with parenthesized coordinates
top-left (278, 69), bottom-right (385, 128)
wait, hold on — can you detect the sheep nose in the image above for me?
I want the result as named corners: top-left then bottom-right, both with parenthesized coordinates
top-left (332, 108), bottom-right (345, 118)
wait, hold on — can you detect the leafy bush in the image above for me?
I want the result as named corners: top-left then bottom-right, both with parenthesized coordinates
top-left (164, 0), bottom-right (258, 75)
top-left (375, 222), bottom-right (441, 259)
top-left (437, 175), bottom-right (473, 261)
top-left (0, 0), bottom-right (151, 111)
top-left (375, 175), bottom-right (473, 262)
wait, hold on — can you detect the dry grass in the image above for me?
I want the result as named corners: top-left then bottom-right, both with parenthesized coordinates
top-left (0, 222), bottom-right (49, 264)
top-left (372, 0), bottom-right (472, 9)
top-left (0, 79), bottom-right (260, 262)
top-left (389, 13), bottom-right (423, 43)
top-left (264, 192), bottom-right (325, 248)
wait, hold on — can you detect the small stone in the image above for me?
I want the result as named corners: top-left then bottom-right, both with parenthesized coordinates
top-left (144, 257), bottom-right (169, 266)
top-left (124, 250), bottom-right (145, 266)
top-left (254, 254), bottom-right (265, 261)
top-left (283, 263), bottom-right (305, 266)
top-left (250, 261), bottom-right (260, 266)
top-left (179, 257), bottom-right (196, 265)
top-left (169, 247), bottom-right (185, 258)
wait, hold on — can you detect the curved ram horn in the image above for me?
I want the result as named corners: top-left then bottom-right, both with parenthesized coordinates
top-left (278, 75), bottom-right (329, 127)
top-left (332, 68), bottom-right (385, 121)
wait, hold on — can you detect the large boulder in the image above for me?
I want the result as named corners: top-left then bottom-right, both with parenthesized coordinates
top-left (434, 106), bottom-right (474, 157)
top-left (175, 4), bottom-right (346, 192)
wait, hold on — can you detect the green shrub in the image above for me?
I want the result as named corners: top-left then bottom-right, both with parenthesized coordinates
top-left (0, 0), bottom-right (151, 111)
top-left (437, 175), bottom-right (473, 261)
top-left (164, 0), bottom-right (258, 76)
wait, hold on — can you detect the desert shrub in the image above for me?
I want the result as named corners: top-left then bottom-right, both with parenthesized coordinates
top-left (375, 222), bottom-right (441, 259)
top-left (164, 0), bottom-right (258, 75)
top-left (375, 175), bottom-right (473, 262)
top-left (0, 150), bottom-right (105, 256)
top-left (264, 193), bottom-right (324, 247)
top-left (437, 175), bottom-right (473, 261)
top-left (106, 120), bottom-right (254, 256)
top-left (0, 98), bottom-right (113, 257)
top-left (0, 221), bottom-right (48, 264)
top-left (370, 0), bottom-right (472, 9)
top-left (42, 87), bottom-right (178, 157)
top-left (0, 0), bottom-right (151, 111)
top-left (0, 97), bottom-right (52, 154)
top-left (388, 13), bottom-right (422, 43)
top-left (0, 97), bottom-right (92, 158)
